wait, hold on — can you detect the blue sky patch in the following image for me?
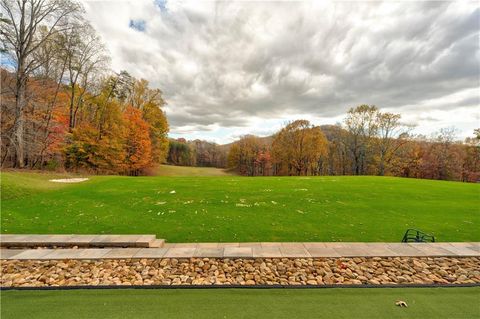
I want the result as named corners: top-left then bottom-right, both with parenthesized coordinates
top-left (154, 0), bottom-right (167, 12)
top-left (129, 19), bottom-right (146, 32)
top-left (0, 53), bottom-right (17, 70)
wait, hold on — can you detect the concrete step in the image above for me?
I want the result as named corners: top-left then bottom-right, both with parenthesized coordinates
top-left (148, 239), bottom-right (165, 248)
top-left (0, 234), bottom-right (162, 248)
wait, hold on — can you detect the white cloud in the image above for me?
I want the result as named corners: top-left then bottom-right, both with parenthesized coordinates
top-left (81, 0), bottom-right (480, 142)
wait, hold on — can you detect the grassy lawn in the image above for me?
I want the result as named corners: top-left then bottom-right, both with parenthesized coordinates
top-left (1, 171), bottom-right (479, 242)
top-left (156, 165), bottom-right (234, 176)
top-left (1, 287), bottom-right (479, 319)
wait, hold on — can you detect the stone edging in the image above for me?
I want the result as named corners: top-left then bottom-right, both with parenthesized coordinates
top-left (2, 257), bottom-right (479, 288)
top-left (2, 283), bottom-right (480, 291)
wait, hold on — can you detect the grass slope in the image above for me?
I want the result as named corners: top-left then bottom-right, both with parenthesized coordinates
top-left (1, 172), bottom-right (479, 242)
top-left (2, 288), bottom-right (479, 319)
top-left (0, 171), bottom-right (77, 200)
top-left (156, 165), bottom-right (233, 176)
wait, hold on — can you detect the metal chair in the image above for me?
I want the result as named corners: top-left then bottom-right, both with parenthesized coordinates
top-left (401, 229), bottom-right (435, 243)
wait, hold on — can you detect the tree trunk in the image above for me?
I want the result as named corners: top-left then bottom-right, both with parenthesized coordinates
top-left (13, 71), bottom-right (27, 168)
top-left (1, 144), bottom-right (10, 167)
top-left (354, 153), bottom-right (360, 175)
top-left (69, 85), bottom-right (76, 131)
top-left (379, 152), bottom-right (385, 176)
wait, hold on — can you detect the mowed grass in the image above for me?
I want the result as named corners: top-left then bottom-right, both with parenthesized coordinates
top-left (2, 287), bottom-right (479, 319)
top-left (1, 171), bottom-right (479, 242)
top-left (156, 164), bottom-right (234, 176)
top-left (0, 171), bottom-right (78, 200)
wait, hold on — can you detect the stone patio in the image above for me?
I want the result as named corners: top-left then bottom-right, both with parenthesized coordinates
top-left (1, 240), bottom-right (478, 260)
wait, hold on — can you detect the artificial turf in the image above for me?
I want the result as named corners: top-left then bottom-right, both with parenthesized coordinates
top-left (1, 287), bottom-right (479, 319)
top-left (1, 170), bottom-right (479, 242)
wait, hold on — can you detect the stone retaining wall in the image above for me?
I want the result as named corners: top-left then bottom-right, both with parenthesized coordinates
top-left (2, 257), bottom-right (479, 287)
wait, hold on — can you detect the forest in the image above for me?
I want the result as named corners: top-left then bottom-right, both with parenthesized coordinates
top-left (1, 0), bottom-right (168, 175)
top-left (1, 0), bottom-right (478, 181)
top-left (168, 108), bottom-right (479, 183)
top-left (226, 106), bottom-right (480, 182)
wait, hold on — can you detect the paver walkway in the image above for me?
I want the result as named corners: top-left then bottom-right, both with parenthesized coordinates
top-left (1, 242), bottom-right (479, 260)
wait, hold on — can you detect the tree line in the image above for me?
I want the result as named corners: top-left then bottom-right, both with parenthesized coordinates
top-left (227, 105), bottom-right (480, 182)
top-left (2, 1), bottom-right (478, 181)
top-left (1, 0), bottom-right (169, 174)
top-left (167, 138), bottom-right (227, 168)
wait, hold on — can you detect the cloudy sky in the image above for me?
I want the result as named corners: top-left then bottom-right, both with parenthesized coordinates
top-left (81, 0), bottom-right (479, 143)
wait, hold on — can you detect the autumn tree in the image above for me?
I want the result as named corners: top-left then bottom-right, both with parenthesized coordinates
top-left (462, 129), bottom-right (480, 182)
top-left (168, 139), bottom-right (195, 166)
top-left (28, 28), bottom-right (69, 168)
top-left (375, 112), bottom-right (412, 175)
top-left (190, 140), bottom-right (227, 168)
top-left (254, 150), bottom-right (272, 176)
top-left (132, 80), bottom-right (169, 164)
top-left (1, 0), bottom-right (81, 167)
top-left (1, 69), bottom-right (19, 166)
top-left (388, 135), bottom-right (425, 178)
top-left (227, 135), bottom-right (266, 176)
top-left (64, 89), bottom-right (126, 173)
top-left (23, 77), bottom-right (70, 168)
top-left (108, 75), bottom-right (169, 164)
top-left (271, 120), bottom-right (328, 176)
top-left (425, 128), bottom-right (461, 180)
top-left (1, 2), bottom-right (170, 174)
top-left (123, 106), bottom-right (152, 175)
top-left (17, 26), bottom-right (74, 168)
top-left (322, 125), bottom-right (350, 175)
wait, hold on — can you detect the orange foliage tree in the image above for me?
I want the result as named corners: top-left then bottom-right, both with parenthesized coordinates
top-left (123, 106), bottom-right (152, 175)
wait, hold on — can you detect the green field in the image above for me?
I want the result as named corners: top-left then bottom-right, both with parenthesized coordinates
top-left (156, 165), bottom-right (234, 176)
top-left (2, 287), bottom-right (479, 319)
top-left (1, 170), bottom-right (479, 242)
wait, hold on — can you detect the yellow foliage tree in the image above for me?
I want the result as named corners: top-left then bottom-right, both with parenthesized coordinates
top-left (272, 120), bottom-right (328, 175)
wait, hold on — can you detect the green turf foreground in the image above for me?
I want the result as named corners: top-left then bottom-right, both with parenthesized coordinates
top-left (1, 287), bottom-right (479, 319)
top-left (1, 172), bottom-right (479, 242)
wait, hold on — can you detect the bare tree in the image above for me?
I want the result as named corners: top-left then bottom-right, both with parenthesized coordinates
top-left (59, 21), bottom-right (109, 130)
top-left (376, 112), bottom-right (413, 176)
top-left (29, 27), bottom-right (68, 167)
top-left (0, 0), bottom-right (81, 167)
top-left (344, 105), bottom-right (378, 175)
top-left (432, 127), bottom-right (458, 180)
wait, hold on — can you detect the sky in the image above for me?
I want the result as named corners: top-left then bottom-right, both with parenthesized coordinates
top-left (81, 0), bottom-right (480, 144)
